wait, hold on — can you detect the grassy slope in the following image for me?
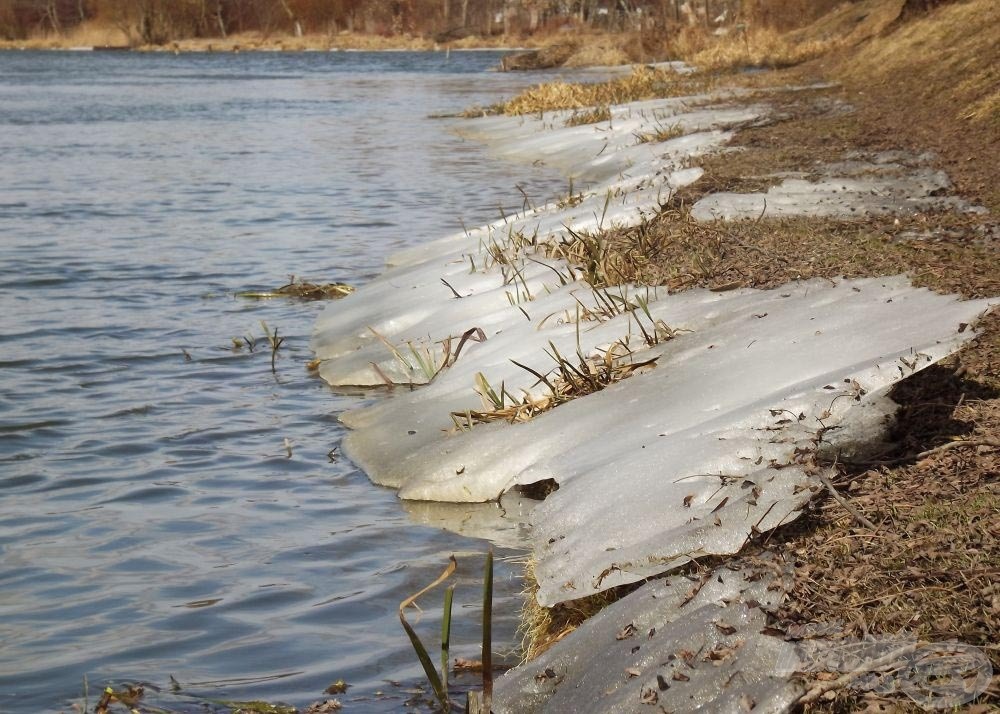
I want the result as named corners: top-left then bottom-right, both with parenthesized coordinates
top-left (814, 0), bottom-right (1000, 210)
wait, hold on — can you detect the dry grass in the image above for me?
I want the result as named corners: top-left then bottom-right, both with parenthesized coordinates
top-left (0, 20), bottom-right (128, 48)
top-left (561, 39), bottom-right (630, 68)
top-left (451, 309), bottom-right (669, 432)
top-left (559, 201), bottom-right (999, 299)
top-left (563, 105), bottom-right (611, 127)
top-left (834, 0), bottom-right (1000, 125)
top-left (518, 557), bottom-right (634, 662)
top-left (739, 0), bottom-right (848, 31)
top-left (786, 0), bottom-right (906, 45)
top-left (494, 65), bottom-right (712, 116)
top-left (686, 27), bottom-right (838, 72)
top-left (633, 121), bottom-right (686, 144)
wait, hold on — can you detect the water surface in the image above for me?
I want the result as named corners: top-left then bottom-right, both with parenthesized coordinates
top-left (0, 50), bottom-right (568, 712)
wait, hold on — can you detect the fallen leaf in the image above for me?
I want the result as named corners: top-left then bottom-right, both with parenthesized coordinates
top-left (714, 620), bottom-right (738, 636)
top-left (616, 622), bottom-right (637, 640)
top-left (453, 658), bottom-right (483, 672)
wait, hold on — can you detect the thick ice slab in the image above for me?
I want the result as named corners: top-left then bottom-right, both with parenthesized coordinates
top-left (495, 557), bottom-right (803, 714)
top-left (456, 95), bottom-right (766, 184)
top-left (313, 91), bottom-right (992, 611)
top-left (313, 83), bottom-right (996, 708)
top-left (335, 276), bottom-right (990, 604)
top-left (312, 96), bottom-right (736, 388)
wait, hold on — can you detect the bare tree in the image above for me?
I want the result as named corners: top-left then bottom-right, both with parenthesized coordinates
top-left (276, 0), bottom-right (301, 35)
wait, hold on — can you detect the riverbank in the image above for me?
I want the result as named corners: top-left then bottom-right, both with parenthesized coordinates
top-left (0, 30), bottom-right (516, 53)
top-left (0, 25), bottom-right (643, 56)
top-left (310, 1), bottom-right (998, 711)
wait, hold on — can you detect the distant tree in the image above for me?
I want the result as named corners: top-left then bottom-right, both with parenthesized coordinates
top-left (276, 0), bottom-right (301, 35)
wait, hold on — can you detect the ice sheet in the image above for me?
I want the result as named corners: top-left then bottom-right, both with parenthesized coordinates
top-left (456, 97), bottom-right (766, 184)
top-left (691, 154), bottom-right (982, 220)
top-left (313, 89), bottom-right (994, 612)
top-left (494, 557), bottom-right (803, 713)
top-left (335, 276), bottom-right (990, 604)
top-left (312, 95), bottom-right (736, 388)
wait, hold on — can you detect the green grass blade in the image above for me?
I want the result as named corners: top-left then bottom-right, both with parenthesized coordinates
top-left (441, 585), bottom-right (455, 700)
top-left (482, 549), bottom-right (494, 709)
top-left (399, 556), bottom-right (457, 712)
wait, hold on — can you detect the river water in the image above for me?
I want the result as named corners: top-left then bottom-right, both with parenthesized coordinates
top-left (0, 50), bottom-right (569, 712)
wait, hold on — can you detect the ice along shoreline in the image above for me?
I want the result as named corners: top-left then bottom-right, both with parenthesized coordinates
top-left (311, 67), bottom-right (995, 711)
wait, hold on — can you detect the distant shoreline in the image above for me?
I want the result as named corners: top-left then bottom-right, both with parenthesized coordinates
top-left (0, 45), bottom-right (525, 53)
top-left (0, 31), bottom-right (542, 55)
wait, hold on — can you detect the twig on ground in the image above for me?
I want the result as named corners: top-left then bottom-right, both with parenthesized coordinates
top-left (817, 463), bottom-right (878, 530)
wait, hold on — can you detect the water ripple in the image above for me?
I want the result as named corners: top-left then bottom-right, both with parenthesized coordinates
top-left (0, 49), bottom-right (571, 713)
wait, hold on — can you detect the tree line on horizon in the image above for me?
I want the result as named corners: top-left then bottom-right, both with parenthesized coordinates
top-left (0, 0), bottom-right (854, 45)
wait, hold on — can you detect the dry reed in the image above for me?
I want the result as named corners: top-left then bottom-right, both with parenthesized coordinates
top-left (496, 65), bottom-right (703, 116)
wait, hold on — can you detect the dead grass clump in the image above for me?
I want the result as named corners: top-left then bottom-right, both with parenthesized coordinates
top-left (563, 105), bottom-right (611, 127)
top-left (688, 27), bottom-right (838, 72)
top-left (518, 558), bottom-right (629, 662)
top-left (561, 40), bottom-right (630, 68)
top-left (450, 324), bottom-right (666, 432)
top-left (633, 121), bottom-right (685, 144)
top-left (496, 65), bottom-right (708, 116)
top-left (237, 277), bottom-right (354, 300)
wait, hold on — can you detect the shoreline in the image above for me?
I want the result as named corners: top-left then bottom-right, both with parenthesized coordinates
top-left (0, 43), bottom-right (528, 54)
top-left (0, 30), bottom-right (549, 55)
top-left (311, 2), bottom-right (998, 711)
